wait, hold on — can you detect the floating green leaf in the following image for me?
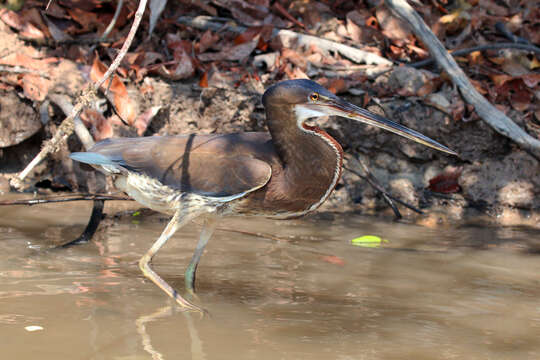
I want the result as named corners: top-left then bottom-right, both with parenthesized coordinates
top-left (351, 235), bottom-right (387, 248)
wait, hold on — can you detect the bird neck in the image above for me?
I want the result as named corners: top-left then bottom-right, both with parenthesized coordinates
top-left (265, 104), bottom-right (343, 199)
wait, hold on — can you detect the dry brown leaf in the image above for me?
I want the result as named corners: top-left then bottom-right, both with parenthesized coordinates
top-left (139, 52), bottom-right (165, 67)
top-left (272, 1), bottom-right (305, 29)
top-left (327, 78), bottom-right (347, 94)
top-left (21, 74), bottom-right (51, 101)
top-left (90, 56), bottom-right (127, 96)
top-left (21, 8), bottom-right (51, 36)
top-left (43, 15), bottom-right (73, 42)
top-left (199, 71), bottom-right (209, 88)
top-left (439, 11), bottom-right (461, 24)
top-left (0, 8), bottom-right (46, 41)
top-left (0, 53), bottom-right (51, 70)
top-left (80, 109), bottom-right (112, 141)
top-left (0, 53), bottom-right (56, 101)
top-left (66, 7), bottom-right (99, 32)
top-left (449, 93), bottom-right (465, 121)
top-left (234, 27), bottom-right (262, 45)
top-left (467, 51), bottom-right (483, 65)
top-left (416, 77), bottom-right (441, 97)
top-left (199, 30), bottom-right (219, 53)
top-left (0, 8), bottom-right (24, 29)
top-left (408, 44), bottom-right (428, 58)
top-left (157, 49), bottom-right (195, 80)
top-left (134, 106), bottom-right (161, 136)
top-left (490, 74), bottom-right (512, 87)
top-left (470, 79), bottom-right (488, 95)
top-left (478, 0), bottom-right (509, 16)
top-left (346, 17), bottom-right (362, 42)
top-left (198, 35), bottom-right (259, 62)
top-left (530, 57), bottom-right (540, 70)
top-left (224, 0), bottom-right (271, 26)
top-left (281, 48), bottom-right (307, 69)
top-left (501, 57), bottom-right (530, 77)
top-left (114, 94), bottom-right (138, 126)
top-left (44, 1), bottom-right (68, 18)
top-left (510, 86), bottom-right (532, 112)
top-left (90, 56), bottom-right (137, 125)
top-left (487, 56), bottom-right (505, 65)
top-left (428, 167), bottom-right (463, 194)
top-left (375, 7), bottom-right (411, 45)
top-left (139, 79), bottom-right (154, 95)
top-left (285, 65), bottom-right (308, 79)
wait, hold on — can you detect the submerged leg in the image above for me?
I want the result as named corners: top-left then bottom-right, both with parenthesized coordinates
top-left (139, 210), bottom-right (204, 313)
top-left (185, 216), bottom-right (218, 293)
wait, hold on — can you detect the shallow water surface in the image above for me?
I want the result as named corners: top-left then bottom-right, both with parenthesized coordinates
top-left (0, 199), bottom-right (539, 359)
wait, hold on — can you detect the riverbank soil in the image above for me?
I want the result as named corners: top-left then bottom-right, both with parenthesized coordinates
top-left (0, 1), bottom-right (538, 227)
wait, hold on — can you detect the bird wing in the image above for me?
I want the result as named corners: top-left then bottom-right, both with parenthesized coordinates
top-left (71, 133), bottom-right (274, 198)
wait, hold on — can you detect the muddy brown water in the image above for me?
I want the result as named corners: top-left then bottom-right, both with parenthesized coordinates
top-left (0, 198), bottom-right (539, 360)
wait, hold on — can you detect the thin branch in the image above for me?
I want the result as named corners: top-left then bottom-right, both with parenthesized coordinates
top-left (344, 155), bottom-right (424, 218)
top-left (100, 0), bottom-right (124, 41)
top-left (385, 0), bottom-right (540, 153)
top-left (177, 16), bottom-right (393, 66)
top-left (0, 194), bottom-right (131, 206)
top-left (410, 42), bottom-right (540, 68)
top-left (95, 0), bottom-right (146, 91)
top-left (495, 22), bottom-right (530, 45)
top-left (48, 94), bottom-right (95, 150)
top-left (343, 165), bottom-right (402, 219)
top-left (0, 65), bottom-right (51, 78)
top-left (21, 36), bottom-right (115, 46)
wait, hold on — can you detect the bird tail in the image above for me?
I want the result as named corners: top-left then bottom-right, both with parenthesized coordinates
top-left (70, 152), bottom-right (123, 174)
top-left (70, 152), bottom-right (115, 165)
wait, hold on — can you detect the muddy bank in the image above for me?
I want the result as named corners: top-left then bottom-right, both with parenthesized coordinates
top-left (1, 65), bottom-right (538, 228)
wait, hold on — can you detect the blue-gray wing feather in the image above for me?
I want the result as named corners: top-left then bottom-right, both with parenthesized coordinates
top-left (70, 134), bottom-right (274, 198)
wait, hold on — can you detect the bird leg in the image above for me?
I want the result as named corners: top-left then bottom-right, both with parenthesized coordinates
top-left (139, 210), bottom-right (205, 313)
top-left (185, 216), bottom-right (218, 293)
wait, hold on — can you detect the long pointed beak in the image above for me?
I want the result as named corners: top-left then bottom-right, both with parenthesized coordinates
top-left (326, 100), bottom-right (457, 156)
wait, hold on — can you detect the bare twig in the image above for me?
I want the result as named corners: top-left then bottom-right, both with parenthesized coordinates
top-left (385, 0), bottom-right (540, 153)
top-left (95, 0), bottom-right (146, 91)
top-left (344, 155), bottom-right (424, 218)
top-left (11, 92), bottom-right (91, 188)
top-left (177, 16), bottom-right (393, 66)
top-left (495, 22), bottom-right (530, 45)
top-left (409, 42), bottom-right (540, 68)
top-left (272, 2), bottom-right (306, 29)
top-left (10, 0), bottom-right (148, 189)
top-left (0, 194), bottom-right (131, 206)
top-left (48, 94), bottom-right (95, 149)
top-left (0, 65), bottom-right (51, 78)
top-left (21, 36), bottom-right (115, 46)
top-left (100, 0), bottom-right (124, 41)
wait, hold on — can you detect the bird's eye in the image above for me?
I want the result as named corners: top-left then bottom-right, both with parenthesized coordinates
top-left (309, 92), bottom-right (319, 101)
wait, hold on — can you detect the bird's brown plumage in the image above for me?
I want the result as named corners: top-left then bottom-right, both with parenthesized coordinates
top-left (86, 124), bottom-right (342, 218)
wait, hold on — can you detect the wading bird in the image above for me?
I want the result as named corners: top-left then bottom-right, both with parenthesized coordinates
top-left (71, 79), bottom-right (456, 313)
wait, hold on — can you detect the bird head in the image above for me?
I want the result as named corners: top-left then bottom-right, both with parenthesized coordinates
top-left (262, 79), bottom-right (457, 155)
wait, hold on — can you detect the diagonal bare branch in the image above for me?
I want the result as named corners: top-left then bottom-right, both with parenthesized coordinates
top-left (385, 0), bottom-right (540, 153)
